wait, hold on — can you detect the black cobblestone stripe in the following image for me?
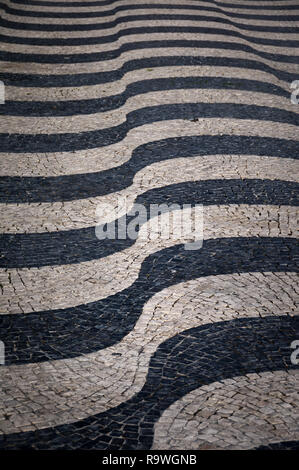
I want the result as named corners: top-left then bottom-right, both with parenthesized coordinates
top-left (1, 77), bottom-right (290, 117)
top-left (1, 237), bottom-right (298, 365)
top-left (1, 135), bottom-right (298, 203)
top-left (8, 0), bottom-right (299, 10)
top-left (1, 2), bottom-right (298, 20)
top-left (1, 103), bottom-right (298, 153)
top-left (255, 441), bottom-right (299, 450)
top-left (2, 26), bottom-right (299, 48)
top-left (1, 13), bottom-right (298, 34)
top-left (0, 179), bottom-right (298, 268)
top-left (1, 315), bottom-right (298, 449)
top-left (1, 56), bottom-right (296, 87)
top-left (2, 39), bottom-right (298, 64)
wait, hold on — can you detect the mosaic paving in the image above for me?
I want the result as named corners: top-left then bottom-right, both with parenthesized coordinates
top-left (0, 0), bottom-right (298, 450)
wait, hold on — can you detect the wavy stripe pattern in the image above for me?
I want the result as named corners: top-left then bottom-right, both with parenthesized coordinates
top-left (1, 210), bottom-right (298, 314)
top-left (0, 77), bottom-right (295, 114)
top-left (0, 273), bottom-right (297, 434)
top-left (0, 316), bottom-right (298, 449)
top-left (4, 92), bottom-right (298, 134)
top-left (0, 180), bottom-right (298, 268)
top-left (1, 154), bottom-right (298, 232)
top-left (1, 2), bottom-right (299, 21)
top-left (1, 37), bottom-right (299, 62)
top-left (1, 25), bottom-right (299, 49)
top-left (0, 0), bottom-right (298, 451)
top-left (152, 371), bottom-right (299, 450)
top-left (2, 103), bottom-right (299, 153)
top-left (1, 236), bottom-right (298, 361)
top-left (1, 56), bottom-right (297, 86)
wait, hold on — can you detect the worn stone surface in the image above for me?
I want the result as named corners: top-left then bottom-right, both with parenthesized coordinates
top-left (0, 0), bottom-right (298, 451)
top-left (152, 371), bottom-right (299, 450)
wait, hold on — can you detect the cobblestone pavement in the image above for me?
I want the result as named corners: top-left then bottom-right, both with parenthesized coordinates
top-left (0, 0), bottom-right (298, 451)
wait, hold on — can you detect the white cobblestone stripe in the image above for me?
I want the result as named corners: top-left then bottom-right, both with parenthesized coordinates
top-left (0, 313), bottom-right (297, 449)
top-left (1, 106), bottom-right (298, 154)
top-left (2, 32), bottom-right (299, 56)
top-left (0, 272), bottom-right (297, 434)
top-left (1, 133), bottom-right (297, 182)
top-left (0, 0), bottom-right (298, 451)
top-left (152, 370), bottom-right (299, 450)
top-left (2, 3), bottom-right (299, 27)
top-left (4, 0), bottom-right (299, 15)
top-left (1, 155), bottom-right (298, 233)
top-left (1, 48), bottom-right (297, 78)
top-left (3, 66), bottom-right (293, 102)
top-left (7, 0), bottom-right (299, 7)
top-left (1, 20), bottom-right (299, 41)
top-left (2, 91), bottom-right (298, 134)
top-left (5, 14), bottom-right (296, 28)
top-left (2, 68), bottom-right (297, 102)
top-left (0, 205), bottom-right (297, 313)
